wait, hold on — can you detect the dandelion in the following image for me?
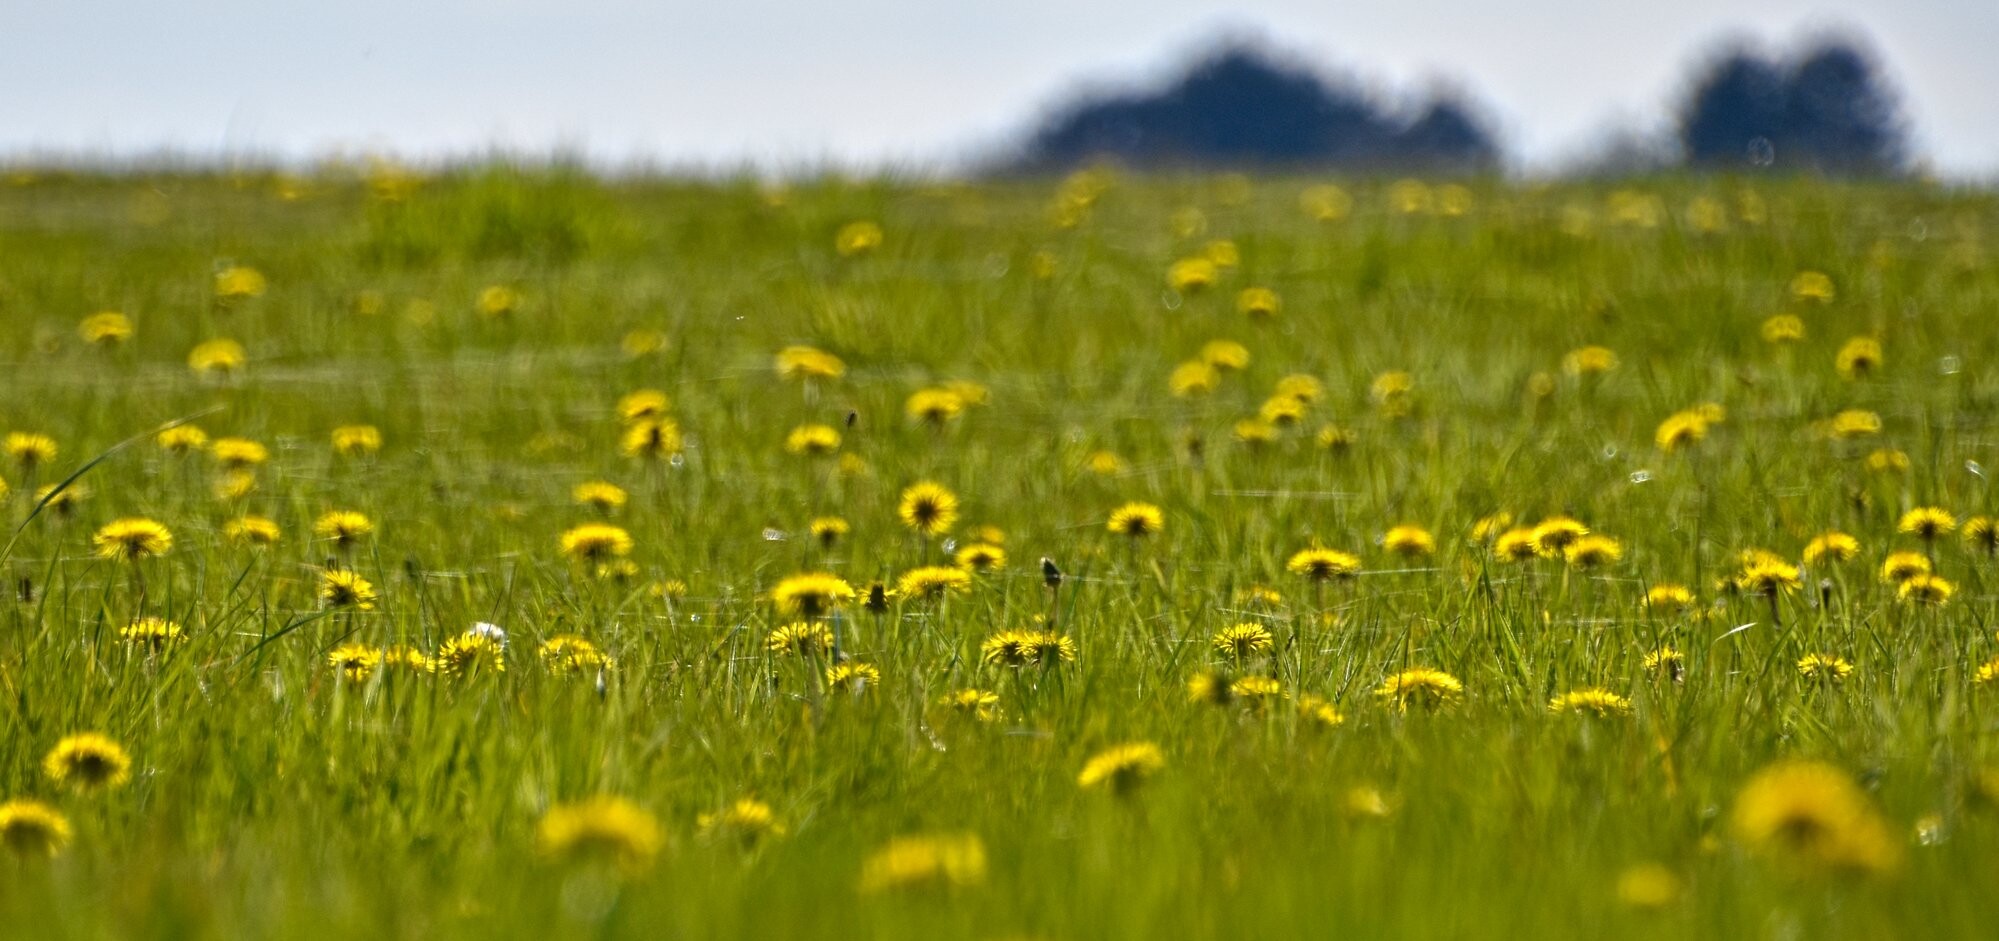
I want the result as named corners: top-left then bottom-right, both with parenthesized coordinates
top-left (538, 635), bottom-right (610, 675)
top-left (1077, 742), bottom-right (1166, 793)
top-left (330, 425), bottom-right (382, 458)
top-left (560, 524), bottom-right (633, 563)
top-left (1293, 693), bottom-right (1345, 728)
top-left (1644, 584), bottom-right (1695, 613)
top-left (1835, 337), bottom-right (1882, 379)
top-left (0, 800), bottom-right (72, 858)
top-left (1898, 574), bottom-right (1954, 605)
top-left (1187, 670), bottom-right (1234, 705)
top-left (1212, 623), bottom-right (1274, 660)
top-left (1549, 688), bottom-right (1633, 717)
top-left (1864, 448), bottom-right (1908, 474)
top-left (1643, 647), bottom-right (1686, 682)
top-left (1803, 532), bottom-right (1861, 566)
top-left (954, 542), bottom-right (1006, 572)
top-left (1790, 270), bottom-right (1835, 302)
top-left (698, 798), bottom-right (785, 843)
top-left (942, 688), bottom-right (1002, 721)
top-left (619, 418), bottom-right (683, 460)
top-left (214, 265), bottom-right (267, 300)
top-left (1233, 419), bottom-right (1277, 446)
top-left (1492, 528), bottom-right (1540, 562)
top-left (475, 285), bottom-right (518, 318)
top-left (1167, 257), bottom-right (1218, 293)
top-left (187, 338), bottom-right (247, 375)
top-left (775, 345), bottom-right (845, 381)
top-left (573, 481), bottom-right (628, 514)
top-left (1085, 450), bottom-right (1126, 475)
top-left (1107, 502), bottom-right (1164, 538)
top-left (1826, 409), bottom-right (1881, 439)
top-left (1288, 547), bottom-right (1360, 581)
top-left (1797, 653), bottom-right (1854, 683)
top-left (616, 389), bottom-right (671, 422)
top-left (120, 617), bottom-right (185, 652)
top-left (905, 388), bottom-right (965, 426)
top-left (33, 483), bottom-right (85, 516)
top-left (4, 432), bottom-right (56, 470)
top-left (1381, 524), bottom-right (1435, 558)
top-left (433, 632), bottom-right (506, 676)
top-left (222, 515), bottom-right (282, 547)
top-left (1760, 314), bottom-right (1806, 344)
top-left (897, 481), bottom-right (959, 537)
top-left (1316, 425), bottom-right (1356, 453)
top-left (1273, 373), bottom-right (1323, 403)
top-left (1258, 395), bottom-right (1306, 427)
top-left (981, 629), bottom-right (1073, 667)
top-left (314, 510), bottom-right (374, 549)
top-left (1375, 668), bottom-right (1464, 711)
top-left (1737, 559), bottom-right (1802, 597)
top-left (808, 516), bottom-right (849, 548)
top-left (1975, 656), bottom-right (1999, 686)
top-left (1963, 516), bottom-right (1999, 555)
top-left (1563, 345), bottom-right (1618, 376)
top-left (43, 733), bottom-right (132, 791)
top-left (858, 832), bottom-right (987, 893)
top-left (1564, 534), bottom-right (1623, 569)
top-left (1168, 360), bottom-right (1221, 397)
top-left (154, 425), bottom-right (209, 454)
top-left (835, 220), bottom-right (882, 256)
top-left (1200, 339), bottom-right (1249, 371)
top-left (536, 797), bottom-right (664, 874)
top-left (1530, 516), bottom-right (1588, 557)
top-left (824, 660), bottom-right (880, 692)
top-left (1898, 507), bottom-right (1956, 541)
top-left (210, 437), bottom-right (268, 469)
top-left (79, 311), bottom-right (134, 345)
top-left (1237, 286), bottom-right (1280, 319)
top-left (327, 643), bottom-right (382, 683)
top-left (92, 518), bottom-right (173, 562)
top-left (1879, 551), bottom-right (1931, 584)
top-left (784, 423), bottom-right (842, 456)
top-left (771, 573), bottom-right (857, 619)
top-left (1654, 411), bottom-right (1708, 452)
top-left (766, 622), bottom-right (834, 657)
top-left (318, 570), bottom-right (378, 610)
top-left (1730, 760), bottom-right (1903, 877)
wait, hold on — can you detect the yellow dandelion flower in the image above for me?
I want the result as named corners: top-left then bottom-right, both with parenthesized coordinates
top-left (1316, 424), bottom-right (1356, 453)
top-left (835, 220), bottom-right (882, 256)
top-left (954, 542), bottom-right (1006, 572)
top-left (1898, 573), bottom-right (1954, 605)
top-left (858, 832), bottom-right (987, 893)
top-left (1492, 528), bottom-right (1540, 562)
top-left (1835, 336), bottom-right (1882, 379)
top-left (1737, 559), bottom-right (1802, 596)
top-left (1655, 411), bottom-right (1708, 452)
top-left (327, 643), bottom-right (382, 683)
top-left (1563, 345), bottom-right (1618, 376)
top-left (766, 622), bottom-right (833, 656)
top-left (1375, 668), bottom-right (1464, 711)
top-left (1382, 524), bottom-right (1435, 558)
top-left (573, 481), bottom-right (628, 514)
top-left (1078, 742), bottom-right (1165, 793)
top-left (1237, 286), bottom-right (1281, 319)
top-left (1200, 339), bottom-right (1249, 371)
top-left (1964, 517), bottom-right (1999, 555)
top-left (433, 632), bottom-right (506, 676)
top-left (775, 345), bottom-right (845, 381)
top-left (1288, 547), bottom-right (1361, 581)
top-left (92, 517), bottom-right (173, 562)
top-left (897, 481), bottom-right (959, 537)
top-left (616, 389), bottom-right (671, 422)
top-left (1167, 257), bottom-right (1218, 293)
top-left (1549, 687), bottom-right (1633, 717)
top-left (1273, 373), bottom-right (1323, 403)
top-left (1730, 760), bottom-right (1903, 877)
top-left (808, 516), bottom-right (849, 548)
top-left (314, 510), bottom-right (374, 548)
top-left (1797, 653), bottom-right (1854, 683)
top-left (772, 572), bottom-right (856, 618)
top-left (318, 570), bottom-right (377, 610)
top-left (1107, 501), bottom-right (1164, 538)
top-left (187, 338), bottom-right (247, 375)
top-left (119, 617), bottom-right (185, 652)
top-left (330, 425), bottom-right (382, 457)
top-left (1642, 647), bottom-right (1686, 682)
top-left (154, 425), bottom-right (209, 454)
top-left (942, 688), bottom-right (1002, 721)
top-left (214, 265), bottom-right (267, 300)
top-left (43, 733), bottom-right (131, 791)
top-left (210, 437), bottom-right (268, 468)
top-left (1169, 360), bottom-right (1221, 397)
top-left (1789, 270), bottom-right (1835, 302)
top-left (0, 799), bottom-right (72, 858)
top-left (79, 311), bottom-right (134, 345)
top-left (1212, 623), bottom-right (1274, 660)
top-left (538, 635), bottom-right (610, 675)
top-left (1530, 516), bottom-right (1588, 557)
top-left (1644, 584), bottom-right (1695, 613)
top-left (619, 418), bottom-right (683, 460)
top-left (1564, 534), bottom-right (1624, 569)
top-left (560, 523), bottom-right (633, 563)
top-left (536, 797), bottom-right (664, 874)
top-left (1258, 394), bottom-right (1307, 427)
top-left (223, 515), bottom-right (282, 547)
top-left (1760, 314), bottom-right (1806, 344)
top-left (4, 432), bottom-right (57, 469)
top-left (824, 660), bottom-right (879, 691)
top-left (1898, 507), bottom-right (1956, 541)
top-left (1878, 551), bottom-right (1931, 584)
top-left (905, 388), bottom-right (965, 425)
top-left (1803, 531), bottom-right (1860, 566)
top-left (784, 423), bottom-right (842, 456)
top-left (698, 798), bottom-right (785, 843)
top-left (475, 284), bottom-right (518, 318)
top-left (1615, 863), bottom-right (1683, 909)
top-left (1294, 692), bottom-right (1346, 728)
top-left (896, 566), bottom-right (972, 601)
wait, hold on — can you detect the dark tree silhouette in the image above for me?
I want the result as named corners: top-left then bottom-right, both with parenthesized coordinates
top-left (1678, 37), bottom-right (1906, 174)
top-left (1008, 43), bottom-right (1498, 173)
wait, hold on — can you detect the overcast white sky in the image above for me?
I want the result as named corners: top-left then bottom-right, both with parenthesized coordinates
top-left (3, 1), bottom-right (1993, 175)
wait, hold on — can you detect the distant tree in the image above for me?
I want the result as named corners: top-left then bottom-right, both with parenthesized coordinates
top-left (1007, 43), bottom-right (1498, 173)
top-left (1677, 36), bottom-right (1905, 175)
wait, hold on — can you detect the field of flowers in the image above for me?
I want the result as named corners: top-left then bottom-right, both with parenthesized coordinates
top-left (1, 166), bottom-right (1996, 938)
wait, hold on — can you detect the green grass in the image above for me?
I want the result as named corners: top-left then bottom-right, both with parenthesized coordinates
top-left (2, 166), bottom-right (1998, 939)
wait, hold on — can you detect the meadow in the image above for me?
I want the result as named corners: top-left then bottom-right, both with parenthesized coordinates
top-left (1, 164), bottom-right (1997, 939)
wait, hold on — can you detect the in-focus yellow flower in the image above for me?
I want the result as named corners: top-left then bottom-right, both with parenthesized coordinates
top-left (1878, 551), bottom-right (1930, 584)
top-left (1288, 547), bottom-right (1361, 581)
top-left (772, 573), bottom-right (856, 619)
top-left (327, 642), bottom-right (383, 682)
top-left (1549, 687), bottom-right (1633, 717)
top-left (1797, 653), bottom-right (1854, 683)
top-left (538, 635), bottom-right (611, 676)
top-left (92, 517), bottom-right (173, 562)
top-left (560, 524), bottom-right (633, 563)
top-left (536, 797), bottom-right (664, 874)
top-left (1730, 760), bottom-right (1902, 877)
top-left (1212, 623), bottom-right (1274, 660)
top-left (119, 617), bottom-right (185, 652)
top-left (78, 311), bottom-right (134, 345)
top-left (1077, 742), bottom-right (1165, 793)
top-left (318, 570), bottom-right (378, 610)
top-left (1642, 647), bottom-right (1686, 682)
top-left (330, 425), bottom-right (382, 457)
top-left (1898, 507), bottom-right (1957, 541)
top-left (825, 660), bottom-right (880, 691)
top-left (1375, 668), bottom-right (1464, 711)
top-left (0, 799), bottom-right (72, 858)
top-left (43, 733), bottom-right (131, 791)
top-left (898, 481), bottom-right (959, 537)
top-left (1737, 559), bottom-right (1802, 596)
top-left (433, 632), bottom-right (506, 676)
top-left (1564, 534), bottom-right (1623, 569)
top-left (766, 622), bottom-right (834, 656)
top-left (858, 832), bottom-right (986, 893)
top-left (1492, 528), bottom-right (1539, 562)
top-left (1530, 516), bottom-right (1588, 557)
top-left (187, 338), bottom-right (247, 375)
top-left (1107, 502), bottom-right (1164, 538)
top-left (981, 629), bottom-right (1075, 667)
top-left (1898, 573), bottom-right (1954, 605)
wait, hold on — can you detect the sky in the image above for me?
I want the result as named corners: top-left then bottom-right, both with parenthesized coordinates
top-left (2, 1), bottom-right (1994, 176)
